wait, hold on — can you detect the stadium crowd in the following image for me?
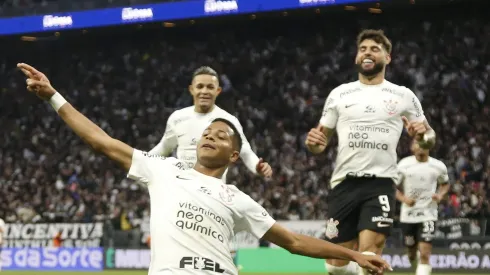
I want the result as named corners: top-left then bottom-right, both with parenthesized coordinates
top-left (0, 5), bottom-right (489, 236)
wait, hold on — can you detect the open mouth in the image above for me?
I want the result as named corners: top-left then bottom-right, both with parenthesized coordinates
top-left (362, 58), bottom-right (375, 67)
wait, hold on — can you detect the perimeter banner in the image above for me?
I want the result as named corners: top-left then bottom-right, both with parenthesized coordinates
top-left (3, 222), bottom-right (104, 248)
top-left (236, 248), bottom-right (490, 273)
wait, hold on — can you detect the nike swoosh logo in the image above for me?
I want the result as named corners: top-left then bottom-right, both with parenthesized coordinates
top-left (177, 134), bottom-right (185, 138)
top-left (377, 222), bottom-right (391, 228)
top-left (345, 104), bottom-right (357, 108)
top-left (176, 175), bottom-right (191, 180)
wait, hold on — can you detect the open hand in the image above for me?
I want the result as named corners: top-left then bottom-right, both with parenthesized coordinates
top-left (256, 158), bottom-right (273, 178)
top-left (354, 253), bottom-right (392, 274)
top-left (17, 63), bottom-right (56, 100)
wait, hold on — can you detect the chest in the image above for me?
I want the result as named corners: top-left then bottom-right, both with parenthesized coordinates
top-left (337, 90), bottom-right (406, 122)
top-left (152, 177), bottom-right (237, 228)
top-left (174, 115), bottom-right (218, 145)
top-left (403, 165), bottom-right (439, 185)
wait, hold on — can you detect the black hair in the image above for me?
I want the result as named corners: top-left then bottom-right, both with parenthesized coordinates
top-left (192, 66), bottom-right (218, 79)
top-left (211, 118), bottom-right (242, 152)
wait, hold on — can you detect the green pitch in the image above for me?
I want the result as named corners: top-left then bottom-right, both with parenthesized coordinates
top-left (0, 271), bottom-right (483, 275)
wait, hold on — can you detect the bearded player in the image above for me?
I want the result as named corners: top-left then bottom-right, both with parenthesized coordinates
top-left (305, 29), bottom-right (436, 275)
top-left (396, 140), bottom-right (449, 275)
top-left (150, 66), bottom-right (272, 180)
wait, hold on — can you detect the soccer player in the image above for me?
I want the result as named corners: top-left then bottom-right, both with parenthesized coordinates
top-left (18, 63), bottom-right (392, 275)
top-left (305, 29), bottom-right (436, 275)
top-left (396, 140), bottom-right (449, 275)
top-left (149, 66), bottom-right (272, 180)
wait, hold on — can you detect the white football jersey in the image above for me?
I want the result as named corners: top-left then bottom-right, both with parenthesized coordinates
top-left (0, 218), bottom-right (5, 244)
top-left (319, 80), bottom-right (426, 188)
top-left (397, 156), bottom-right (449, 223)
top-left (128, 150), bottom-right (276, 275)
top-left (150, 106), bottom-right (259, 177)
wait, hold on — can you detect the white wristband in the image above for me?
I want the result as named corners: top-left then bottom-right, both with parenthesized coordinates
top-left (48, 92), bottom-right (68, 112)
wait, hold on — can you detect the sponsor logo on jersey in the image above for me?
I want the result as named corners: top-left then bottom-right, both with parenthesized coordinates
top-left (347, 125), bottom-right (390, 151)
top-left (339, 88), bottom-right (361, 98)
top-left (324, 218), bottom-right (339, 239)
top-left (383, 99), bottom-right (399, 115)
top-left (412, 97), bottom-right (423, 117)
top-left (176, 202), bottom-right (226, 243)
top-left (382, 88), bottom-right (404, 98)
top-left (365, 105), bottom-right (376, 113)
top-left (180, 256), bottom-right (225, 273)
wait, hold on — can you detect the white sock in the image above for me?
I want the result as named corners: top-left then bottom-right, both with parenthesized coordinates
top-left (416, 263), bottom-right (432, 275)
top-left (358, 251), bottom-right (377, 275)
top-left (325, 261), bottom-right (359, 275)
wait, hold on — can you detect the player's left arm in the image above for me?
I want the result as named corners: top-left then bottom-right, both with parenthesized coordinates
top-left (234, 119), bottom-right (272, 177)
top-left (402, 88), bottom-right (436, 149)
top-left (433, 162), bottom-right (450, 203)
top-left (233, 192), bottom-right (390, 273)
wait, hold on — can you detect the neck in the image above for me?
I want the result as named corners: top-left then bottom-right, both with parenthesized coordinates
top-left (359, 72), bottom-right (385, 85)
top-left (194, 104), bottom-right (215, 114)
top-left (193, 163), bottom-right (227, 179)
top-left (415, 154), bottom-right (429, 162)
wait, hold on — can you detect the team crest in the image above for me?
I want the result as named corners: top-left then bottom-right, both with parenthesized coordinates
top-left (325, 218), bottom-right (339, 239)
top-left (219, 185), bottom-right (235, 204)
top-left (383, 99), bottom-right (398, 115)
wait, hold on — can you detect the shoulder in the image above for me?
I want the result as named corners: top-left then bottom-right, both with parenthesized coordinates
top-left (134, 150), bottom-right (187, 170)
top-left (429, 157), bottom-right (448, 171)
top-left (329, 82), bottom-right (358, 99)
top-left (214, 107), bottom-right (243, 127)
top-left (380, 81), bottom-right (413, 98)
top-left (398, 156), bottom-right (414, 167)
top-left (170, 107), bottom-right (193, 119)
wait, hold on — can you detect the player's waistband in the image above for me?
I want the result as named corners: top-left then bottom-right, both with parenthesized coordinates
top-left (345, 172), bottom-right (378, 179)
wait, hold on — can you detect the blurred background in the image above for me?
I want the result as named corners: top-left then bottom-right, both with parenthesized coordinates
top-left (0, 0), bottom-right (489, 274)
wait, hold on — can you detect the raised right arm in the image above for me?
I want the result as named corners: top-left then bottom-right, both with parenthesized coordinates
top-left (18, 63), bottom-right (133, 172)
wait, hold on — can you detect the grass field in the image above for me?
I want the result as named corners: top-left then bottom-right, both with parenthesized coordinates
top-left (0, 271), bottom-right (484, 275)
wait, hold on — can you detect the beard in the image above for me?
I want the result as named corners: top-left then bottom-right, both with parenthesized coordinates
top-left (355, 61), bottom-right (384, 77)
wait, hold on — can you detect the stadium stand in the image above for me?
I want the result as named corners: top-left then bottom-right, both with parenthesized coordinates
top-left (0, 2), bottom-right (489, 243)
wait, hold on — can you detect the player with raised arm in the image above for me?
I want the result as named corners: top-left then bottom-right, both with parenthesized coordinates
top-left (396, 140), bottom-right (449, 275)
top-left (149, 66), bottom-right (272, 180)
top-left (304, 30), bottom-right (436, 275)
top-left (18, 63), bottom-right (391, 275)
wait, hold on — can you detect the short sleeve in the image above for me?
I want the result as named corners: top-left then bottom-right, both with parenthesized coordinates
top-left (396, 159), bottom-right (408, 186)
top-left (402, 88), bottom-right (426, 122)
top-left (234, 192), bottom-right (276, 239)
top-left (127, 149), bottom-right (178, 186)
top-left (319, 89), bottom-right (339, 129)
top-left (437, 163), bottom-right (449, 184)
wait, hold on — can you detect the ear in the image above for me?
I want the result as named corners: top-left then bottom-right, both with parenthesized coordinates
top-left (385, 53), bottom-right (391, 65)
top-left (188, 84), bottom-right (194, 95)
top-left (229, 150), bottom-right (239, 163)
top-left (216, 86), bottom-right (222, 96)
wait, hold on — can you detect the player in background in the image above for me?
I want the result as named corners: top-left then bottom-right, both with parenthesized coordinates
top-left (0, 217), bottom-right (5, 271)
top-left (150, 66), bottom-right (272, 180)
top-left (305, 29), bottom-right (436, 275)
top-left (18, 63), bottom-right (392, 275)
top-left (396, 140), bottom-right (449, 275)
